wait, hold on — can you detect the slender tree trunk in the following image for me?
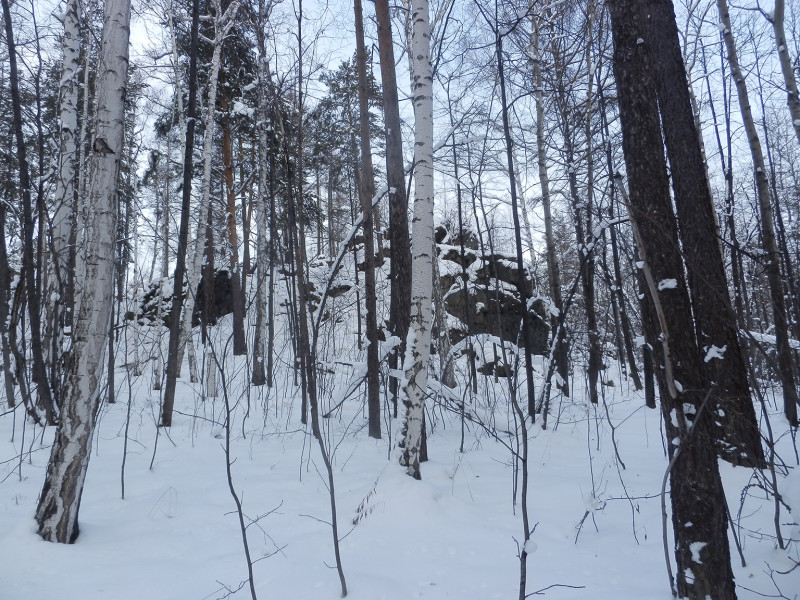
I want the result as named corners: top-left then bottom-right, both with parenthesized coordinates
top-left (582, 5), bottom-right (601, 405)
top-left (153, 112), bottom-right (174, 390)
top-left (221, 87), bottom-right (247, 355)
top-left (446, 87), bottom-right (478, 395)
top-left (161, 0), bottom-right (200, 427)
top-left (717, 0), bottom-right (799, 425)
top-left (374, 0), bottom-right (412, 417)
top-left (354, 0), bottom-right (381, 438)
top-left (531, 11), bottom-right (569, 398)
top-left (496, 27), bottom-right (537, 417)
top-left (35, 0), bottom-right (130, 542)
top-left (294, 0), bottom-right (312, 425)
top-left (572, 0), bottom-right (604, 404)
top-left (178, 1), bottom-right (240, 380)
top-left (2, 0), bottom-right (56, 424)
top-left (400, 0), bottom-right (434, 480)
top-left (251, 8), bottom-right (271, 387)
top-left (0, 187), bottom-right (14, 407)
top-left (607, 2), bottom-right (736, 597)
top-left (46, 0), bottom-right (81, 406)
top-left (267, 115), bottom-right (277, 388)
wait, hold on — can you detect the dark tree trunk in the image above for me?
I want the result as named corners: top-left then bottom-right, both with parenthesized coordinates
top-left (645, 0), bottom-right (763, 467)
top-left (267, 119), bottom-right (277, 387)
top-left (162, 0), bottom-right (200, 427)
top-left (550, 22), bottom-right (601, 405)
top-left (374, 0), bottom-right (411, 417)
top-left (0, 191), bottom-right (15, 407)
top-left (354, 0), bottom-right (381, 439)
top-left (2, 0), bottom-right (56, 423)
top-left (201, 203), bottom-right (217, 343)
top-left (606, 1), bottom-right (736, 597)
top-left (496, 32), bottom-right (537, 418)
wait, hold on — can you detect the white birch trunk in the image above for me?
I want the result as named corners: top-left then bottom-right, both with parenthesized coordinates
top-left (400, 0), bottom-right (434, 480)
top-left (45, 0), bottom-right (81, 368)
top-left (35, 0), bottom-right (130, 543)
top-left (251, 42), bottom-right (270, 386)
top-left (175, 0), bottom-right (240, 381)
top-left (52, 0), bottom-right (80, 267)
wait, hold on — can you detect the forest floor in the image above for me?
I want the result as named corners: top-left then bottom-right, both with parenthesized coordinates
top-left (1, 312), bottom-right (799, 599)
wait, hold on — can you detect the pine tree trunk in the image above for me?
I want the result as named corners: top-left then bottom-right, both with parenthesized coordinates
top-left (374, 0), bottom-right (412, 417)
top-left (646, 0), bottom-right (763, 465)
top-left (606, 1), bottom-right (736, 596)
top-left (35, 0), bottom-right (130, 542)
top-left (221, 87), bottom-right (247, 356)
top-left (354, 0), bottom-right (381, 439)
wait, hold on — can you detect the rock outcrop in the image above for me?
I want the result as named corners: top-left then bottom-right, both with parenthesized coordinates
top-left (435, 224), bottom-right (549, 356)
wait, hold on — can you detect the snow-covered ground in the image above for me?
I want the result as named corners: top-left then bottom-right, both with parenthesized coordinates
top-left (1, 306), bottom-right (799, 599)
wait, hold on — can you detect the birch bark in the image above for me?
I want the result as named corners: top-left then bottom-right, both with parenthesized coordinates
top-left (251, 1), bottom-right (272, 386)
top-left (400, 0), bottom-right (434, 480)
top-left (45, 0), bottom-right (81, 384)
top-left (35, 0), bottom-right (130, 542)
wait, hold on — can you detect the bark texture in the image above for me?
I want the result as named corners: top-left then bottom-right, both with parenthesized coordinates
top-left (646, 0), bottom-right (763, 466)
top-left (374, 0), bottom-right (412, 416)
top-left (46, 0), bottom-right (81, 398)
top-left (607, 1), bottom-right (736, 597)
top-left (400, 0), bottom-right (434, 480)
top-left (35, 0), bottom-right (130, 542)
